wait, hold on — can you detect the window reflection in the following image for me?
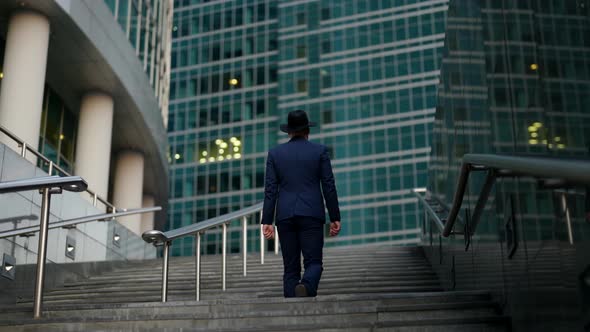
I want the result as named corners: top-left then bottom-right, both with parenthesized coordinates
top-left (429, 0), bottom-right (590, 200)
top-left (38, 85), bottom-right (77, 173)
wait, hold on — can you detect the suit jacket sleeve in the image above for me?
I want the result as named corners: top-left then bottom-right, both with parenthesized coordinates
top-left (262, 151), bottom-right (278, 225)
top-left (320, 146), bottom-right (341, 222)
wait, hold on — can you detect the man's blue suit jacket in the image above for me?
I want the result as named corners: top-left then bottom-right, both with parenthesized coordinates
top-left (262, 136), bottom-right (340, 225)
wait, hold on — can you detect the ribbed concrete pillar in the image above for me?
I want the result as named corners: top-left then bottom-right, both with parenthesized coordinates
top-left (113, 151), bottom-right (145, 236)
top-left (0, 11), bottom-right (50, 152)
top-left (74, 93), bottom-right (114, 199)
top-left (141, 194), bottom-right (155, 234)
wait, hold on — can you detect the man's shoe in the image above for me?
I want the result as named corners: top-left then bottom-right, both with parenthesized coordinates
top-left (295, 283), bottom-right (308, 297)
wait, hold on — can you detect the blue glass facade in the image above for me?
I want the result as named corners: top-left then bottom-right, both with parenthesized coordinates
top-left (167, 0), bottom-right (448, 255)
top-left (103, 0), bottom-right (173, 109)
top-left (168, 0), bottom-right (279, 255)
top-left (422, 0), bottom-right (590, 330)
top-left (277, 0), bottom-right (447, 247)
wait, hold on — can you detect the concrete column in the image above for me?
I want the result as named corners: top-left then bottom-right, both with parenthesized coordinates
top-left (74, 93), bottom-right (114, 199)
top-left (0, 11), bottom-right (50, 152)
top-left (113, 151), bottom-right (145, 236)
top-left (141, 194), bottom-right (155, 234)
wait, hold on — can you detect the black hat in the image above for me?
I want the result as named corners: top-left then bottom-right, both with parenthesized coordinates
top-left (280, 110), bottom-right (316, 133)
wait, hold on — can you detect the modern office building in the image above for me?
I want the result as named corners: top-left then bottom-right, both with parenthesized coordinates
top-left (276, 0), bottom-right (448, 248)
top-left (167, 0), bottom-right (449, 255)
top-left (429, 0), bottom-right (590, 231)
top-left (103, 0), bottom-right (174, 125)
top-left (0, 0), bottom-right (173, 304)
top-left (0, 0), bottom-right (172, 235)
top-left (168, 0), bottom-right (279, 256)
top-left (423, 0), bottom-right (590, 329)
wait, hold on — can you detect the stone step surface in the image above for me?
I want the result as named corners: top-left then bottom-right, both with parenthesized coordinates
top-left (0, 245), bottom-right (510, 331)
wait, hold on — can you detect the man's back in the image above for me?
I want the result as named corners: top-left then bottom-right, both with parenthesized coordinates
top-left (263, 136), bottom-right (339, 225)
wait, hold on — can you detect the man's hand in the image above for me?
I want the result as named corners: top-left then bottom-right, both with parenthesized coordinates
top-left (263, 224), bottom-right (275, 239)
top-left (329, 221), bottom-right (341, 237)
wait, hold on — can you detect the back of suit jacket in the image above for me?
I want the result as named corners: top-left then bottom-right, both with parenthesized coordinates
top-left (262, 136), bottom-right (340, 225)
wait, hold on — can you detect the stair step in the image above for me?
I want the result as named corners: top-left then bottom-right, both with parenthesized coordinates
top-left (1, 293), bottom-right (505, 331)
top-left (83, 265), bottom-right (435, 280)
top-left (4, 300), bottom-right (498, 321)
top-left (48, 279), bottom-right (440, 296)
top-left (114, 260), bottom-right (428, 271)
top-left (63, 271), bottom-right (437, 287)
top-left (5, 290), bottom-right (494, 312)
top-left (0, 318), bottom-right (510, 332)
top-left (19, 286), bottom-right (446, 305)
top-left (0, 245), bottom-right (509, 331)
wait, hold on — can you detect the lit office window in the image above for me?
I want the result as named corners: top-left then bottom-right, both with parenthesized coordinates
top-left (198, 137), bottom-right (242, 164)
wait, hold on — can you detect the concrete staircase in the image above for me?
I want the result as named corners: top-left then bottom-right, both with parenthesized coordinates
top-left (0, 245), bottom-right (510, 331)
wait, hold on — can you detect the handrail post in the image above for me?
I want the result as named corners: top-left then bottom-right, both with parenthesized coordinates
top-left (274, 225), bottom-right (279, 255)
top-left (47, 161), bottom-right (53, 176)
top-left (411, 189), bottom-right (451, 233)
top-left (259, 212), bottom-right (264, 265)
top-left (469, 171), bottom-right (496, 235)
top-left (443, 163), bottom-right (471, 237)
top-left (423, 209), bottom-right (427, 234)
top-left (560, 193), bottom-right (574, 245)
top-left (33, 188), bottom-right (52, 319)
top-left (20, 142), bottom-right (27, 158)
top-left (92, 193), bottom-right (98, 207)
top-left (195, 232), bottom-right (201, 301)
top-left (222, 223), bottom-right (227, 291)
top-left (242, 216), bottom-right (247, 277)
top-left (161, 241), bottom-right (170, 302)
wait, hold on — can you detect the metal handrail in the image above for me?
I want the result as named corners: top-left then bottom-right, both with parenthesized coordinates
top-left (145, 202), bottom-right (264, 243)
top-left (0, 175), bottom-right (87, 194)
top-left (0, 176), bottom-right (88, 319)
top-left (415, 153), bottom-right (590, 240)
top-left (0, 124), bottom-right (115, 211)
top-left (411, 188), bottom-right (445, 233)
top-left (142, 202), bottom-right (280, 302)
top-left (0, 176), bottom-right (160, 317)
top-left (430, 194), bottom-right (455, 215)
top-left (0, 206), bottom-right (162, 239)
